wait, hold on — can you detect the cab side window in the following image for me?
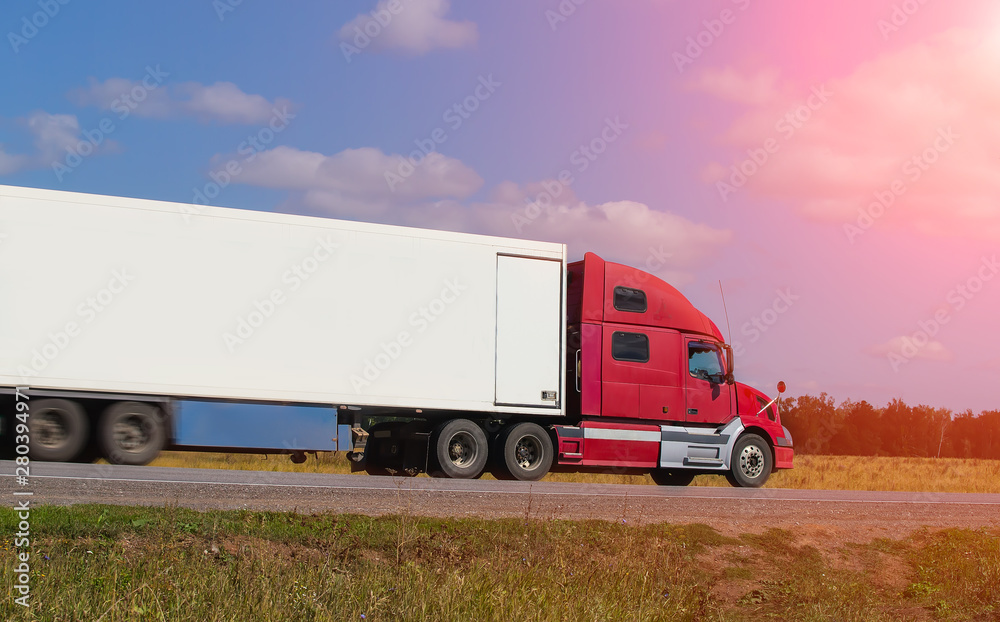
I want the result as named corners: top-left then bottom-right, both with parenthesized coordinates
top-left (688, 342), bottom-right (724, 382)
top-left (612, 331), bottom-right (649, 363)
top-left (613, 286), bottom-right (647, 313)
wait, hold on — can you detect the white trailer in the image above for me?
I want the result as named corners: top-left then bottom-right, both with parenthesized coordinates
top-left (0, 185), bottom-right (565, 468)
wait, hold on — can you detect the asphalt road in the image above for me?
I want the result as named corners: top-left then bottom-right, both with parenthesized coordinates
top-left (8, 461), bottom-right (1000, 540)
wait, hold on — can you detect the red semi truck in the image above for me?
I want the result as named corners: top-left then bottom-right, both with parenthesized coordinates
top-left (1, 185), bottom-right (792, 487)
top-left (358, 251), bottom-right (793, 487)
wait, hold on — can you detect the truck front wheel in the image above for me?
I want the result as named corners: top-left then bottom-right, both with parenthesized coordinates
top-left (29, 399), bottom-right (89, 462)
top-left (726, 434), bottom-right (772, 488)
top-left (98, 402), bottom-right (166, 466)
top-left (430, 419), bottom-right (488, 479)
top-left (499, 423), bottom-right (552, 481)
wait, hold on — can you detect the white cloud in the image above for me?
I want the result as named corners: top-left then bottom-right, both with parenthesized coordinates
top-left (214, 144), bottom-right (729, 281)
top-left (71, 79), bottom-right (292, 125)
top-left (228, 154), bottom-right (730, 282)
top-left (0, 148), bottom-right (28, 175)
top-left (689, 67), bottom-right (781, 105)
top-left (869, 336), bottom-right (953, 362)
top-left (696, 27), bottom-right (1000, 240)
top-left (230, 145), bottom-right (483, 210)
top-left (338, 0), bottom-right (478, 55)
top-left (0, 111), bottom-right (99, 175)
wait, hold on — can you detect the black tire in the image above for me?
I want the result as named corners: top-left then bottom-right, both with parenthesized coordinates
top-left (98, 402), bottom-right (166, 466)
top-left (29, 399), bottom-right (89, 462)
top-left (650, 469), bottom-right (695, 487)
top-left (430, 419), bottom-right (488, 479)
top-left (499, 423), bottom-right (553, 482)
top-left (726, 434), bottom-right (772, 488)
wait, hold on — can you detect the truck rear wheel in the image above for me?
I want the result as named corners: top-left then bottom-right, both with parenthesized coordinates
top-left (726, 433), bottom-right (771, 488)
top-left (29, 399), bottom-right (89, 462)
top-left (430, 419), bottom-right (488, 479)
top-left (98, 402), bottom-right (166, 466)
top-left (499, 423), bottom-right (552, 481)
top-left (651, 470), bottom-right (695, 486)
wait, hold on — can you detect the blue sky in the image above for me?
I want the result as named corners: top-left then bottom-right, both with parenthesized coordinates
top-left (4, 0), bottom-right (1000, 415)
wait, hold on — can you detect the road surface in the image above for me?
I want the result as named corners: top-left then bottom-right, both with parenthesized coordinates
top-left (10, 461), bottom-right (1000, 540)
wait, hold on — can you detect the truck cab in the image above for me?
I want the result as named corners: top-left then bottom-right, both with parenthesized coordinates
top-left (559, 253), bottom-right (793, 485)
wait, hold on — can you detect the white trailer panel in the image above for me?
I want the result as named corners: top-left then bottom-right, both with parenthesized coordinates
top-left (0, 185), bottom-right (566, 415)
top-left (495, 255), bottom-right (563, 408)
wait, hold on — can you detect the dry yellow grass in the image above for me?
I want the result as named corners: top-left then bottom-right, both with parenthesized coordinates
top-left (142, 451), bottom-right (1000, 493)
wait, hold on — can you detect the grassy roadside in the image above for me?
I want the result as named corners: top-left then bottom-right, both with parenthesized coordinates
top-left (145, 451), bottom-right (1000, 493)
top-left (2, 505), bottom-right (998, 621)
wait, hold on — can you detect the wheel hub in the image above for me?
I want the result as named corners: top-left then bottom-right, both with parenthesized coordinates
top-left (514, 437), bottom-right (540, 469)
top-left (739, 445), bottom-right (764, 479)
top-left (113, 416), bottom-right (151, 451)
top-left (35, 411), bottom-right (69, 448)
top-left (447, 432), bottom-right (477, 467)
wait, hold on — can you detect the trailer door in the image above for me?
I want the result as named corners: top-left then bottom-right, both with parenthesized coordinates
top-left (495, 255), bottom-right (562, 408)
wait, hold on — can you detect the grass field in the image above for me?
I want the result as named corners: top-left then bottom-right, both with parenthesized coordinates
top-left (144, 451), bottom-right (1000, 493)
top-left (2, 504), bottom-right (998, 621)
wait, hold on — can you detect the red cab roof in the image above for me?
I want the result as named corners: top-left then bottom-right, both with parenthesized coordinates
top-left (568, 252), bottom-right (724, 341)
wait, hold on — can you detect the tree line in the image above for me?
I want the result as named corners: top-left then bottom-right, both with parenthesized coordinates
top-left (779, 394), bottom-right (1000, 459)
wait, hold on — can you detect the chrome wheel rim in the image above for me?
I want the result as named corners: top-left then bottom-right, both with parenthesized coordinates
top-left (513, 436), bottom-right (541, 470)
top-left (447, 431), bottom-right (477, 468)
top-left (739, 444), bottom-right (765, 479)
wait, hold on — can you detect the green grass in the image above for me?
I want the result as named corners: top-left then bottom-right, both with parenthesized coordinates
top-left (2, 505), bottom-right (998, 621)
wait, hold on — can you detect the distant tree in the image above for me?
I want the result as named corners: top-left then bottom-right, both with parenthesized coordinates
top-left (829, 400), bottom-right (881, 456)
top-left (781, 393), bottom-right (839, 455)
top-left (781, 394), bottom-right (998, 459)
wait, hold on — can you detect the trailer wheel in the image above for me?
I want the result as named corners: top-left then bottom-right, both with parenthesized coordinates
top-left (98, 402), bottom-right (166, 466)
top-left (650, 470), bottom-right (695, 487)
top-left (726, 434), bottom-right (772, 488)
top-left (430, 419), bottom-right (488, 479)
top-left (29, 399), bottom-right (89, 462)
top-left (499, 423), bottom-right (552, 481)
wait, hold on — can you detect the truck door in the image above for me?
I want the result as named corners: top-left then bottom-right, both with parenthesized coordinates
top-left (495, 255), bottom-right (562, 408)
top-left (683, 338), bottom-right (732, 424)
